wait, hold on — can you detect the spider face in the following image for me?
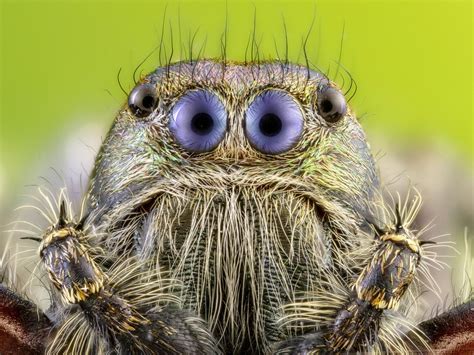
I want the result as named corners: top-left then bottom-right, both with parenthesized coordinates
top-left (90, 60), bottom-right (378, 220)
top-left (86, 60), bottom-right (381, 352)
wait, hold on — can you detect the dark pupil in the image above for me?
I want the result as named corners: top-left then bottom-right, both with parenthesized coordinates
top-left (259, 113), bottom-right (282, 137)
top-left (191, 112), bottom-right (214, 135)
top-left (141, 95), bottom-right (155, 109)
top-left (321, 99), bottom-right (333, 113)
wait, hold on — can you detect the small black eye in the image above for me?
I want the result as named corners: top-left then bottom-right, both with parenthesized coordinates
top-left (128, 83), bottom-right (157, 117)
top-left (317, 87), bottom-right (347, 123)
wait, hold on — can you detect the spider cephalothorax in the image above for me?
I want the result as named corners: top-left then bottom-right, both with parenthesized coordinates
top-left (88, 60), bottom-right (380, 352)
top-left (0, 60), bottom-right (472, 354)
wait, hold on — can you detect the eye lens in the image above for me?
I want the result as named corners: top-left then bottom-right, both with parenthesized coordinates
top-left (259, 114), bottom-right (282, 137)
top-left (317, 87), bottom-right (347, 123)
top-left (141, 95), bottom-right (155, 109)
top-left (245, 90), bottom-right (304, 155)
top-left (191, 113), bottom-right (214, 135)
top-left (170, 90), bottom-right (227, 153)
top-left (320, 99), bottom-right (333, 113)
top-left (128, 83), bottom-right (157, 117)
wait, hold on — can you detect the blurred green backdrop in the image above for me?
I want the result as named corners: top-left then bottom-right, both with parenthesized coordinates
top-left (0, 0), bottom-right (472, 208)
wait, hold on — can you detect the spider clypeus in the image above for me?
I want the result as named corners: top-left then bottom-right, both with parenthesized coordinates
top-left (0, 59), bottom-right (472, 354)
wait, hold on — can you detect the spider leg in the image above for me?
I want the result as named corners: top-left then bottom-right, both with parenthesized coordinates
top-left (408, 299), bottom-right (474, 354)
top-left (0, 284), bottom-right (52, 354)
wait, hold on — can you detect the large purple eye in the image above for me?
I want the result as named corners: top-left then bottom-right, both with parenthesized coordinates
top-left (245, 90), bottom-right (304, 154)
top-left (169, 90), bottom-right (227, 153)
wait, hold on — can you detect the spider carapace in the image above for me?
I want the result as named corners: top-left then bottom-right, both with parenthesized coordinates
top-left (1, 60), bottom-right (473, 354)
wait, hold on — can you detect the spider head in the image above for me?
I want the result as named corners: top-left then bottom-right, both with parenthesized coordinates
top-left (89, 60), bottom-right (379, 225)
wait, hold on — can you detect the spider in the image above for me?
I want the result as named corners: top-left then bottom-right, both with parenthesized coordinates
top-left (0, 59), bottom-right (472, 354)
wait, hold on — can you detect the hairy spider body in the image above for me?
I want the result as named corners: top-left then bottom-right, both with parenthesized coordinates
top-left (88, 60), bottom-right (380, 353)
top-left (1, 59), bottom-right (473, 354)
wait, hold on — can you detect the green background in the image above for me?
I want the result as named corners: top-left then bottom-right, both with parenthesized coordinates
top-left (0, 0), bottom-right (472, 207)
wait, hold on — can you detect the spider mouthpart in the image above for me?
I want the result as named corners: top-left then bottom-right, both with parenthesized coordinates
top-left (40, 225), bottom-right (104, 304)
top-left (330, 213), bottom-right (422, 350)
